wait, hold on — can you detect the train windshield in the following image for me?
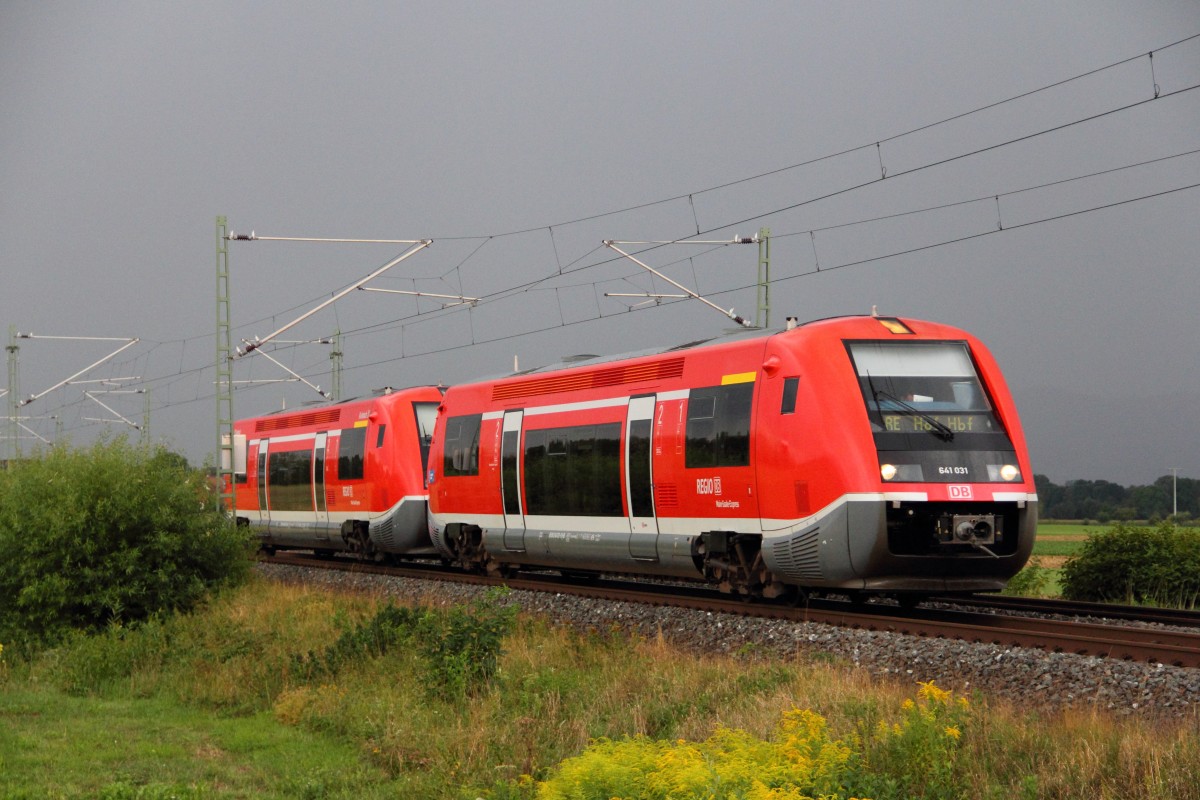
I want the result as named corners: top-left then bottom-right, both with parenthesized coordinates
top-left (847, 341), bottom-right (1013, 453)
top-left (413, 402), bottom-right (439, 475)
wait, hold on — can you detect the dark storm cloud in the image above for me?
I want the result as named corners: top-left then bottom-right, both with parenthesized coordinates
top-left (2, 1), bottom-right (1198, 485)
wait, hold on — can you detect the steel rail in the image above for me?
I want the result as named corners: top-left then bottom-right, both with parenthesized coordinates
top-left (931, 594), bottom-right (1200, 629)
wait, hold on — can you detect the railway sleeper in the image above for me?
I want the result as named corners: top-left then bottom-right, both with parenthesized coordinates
top-left (695, 532), bottom-right (789, 600)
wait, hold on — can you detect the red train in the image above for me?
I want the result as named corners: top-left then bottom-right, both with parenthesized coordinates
top-left (231, 314), bottom-right (1037, 601)
top-left (230, 386), bottom-right (443, 558)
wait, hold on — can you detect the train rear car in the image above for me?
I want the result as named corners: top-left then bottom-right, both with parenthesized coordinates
top-left (426, 315), bottom-right (1036, 600)
top-left (230, 386), bottom-right (443, 558)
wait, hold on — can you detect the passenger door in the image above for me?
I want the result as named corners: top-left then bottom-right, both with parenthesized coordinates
top-left (626, 395), bottom-right (659, 560)
top-left (256, 439), bottom-right (270, 532)
top-left (313, 432), bottom-right (329, 540)
top-left (501, 410), bottom-right (526, 552)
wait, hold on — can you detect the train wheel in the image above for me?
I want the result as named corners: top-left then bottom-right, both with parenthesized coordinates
top-left (341, 520), bottom-right (375, 561)
top-left (445, 524), bottom-right (488, 573)
top-left (486, 559), bottom-right (518, 580)
top-left (784, 586), bottom-right (810, 607)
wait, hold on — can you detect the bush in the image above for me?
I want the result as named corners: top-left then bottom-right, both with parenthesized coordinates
top-left (417, 587), bottom-right (518, 699)
top-left (290, 587), bottom-right (517, 699)
top-left (1059, 522), bottom-right (1200, 607)
top-left (1001, 557), bottom-right (1051, 597)
top-left (0, 438), bottom-right (252, 652)
top-left (531, 680), bottom-right (973, 800)
top-left (534, 707), bottom-right (859, 800)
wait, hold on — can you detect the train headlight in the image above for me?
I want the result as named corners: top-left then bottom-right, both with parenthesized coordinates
top-left (880, 463), bottom-right (923, 482)
top-left (987, 464), bottom-right (1021, 482)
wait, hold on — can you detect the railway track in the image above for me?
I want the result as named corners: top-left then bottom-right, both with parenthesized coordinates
top-left (262, 552), bottom-right (1200, 669)
top-left (930, 594), bottom-right (1200, 629)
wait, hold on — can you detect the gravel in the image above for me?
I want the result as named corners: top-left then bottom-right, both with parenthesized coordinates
top-left (256, 562), bottom-right (1200, 719)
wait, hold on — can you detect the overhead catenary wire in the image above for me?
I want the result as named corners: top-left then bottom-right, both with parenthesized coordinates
top-left (202, 179), bottom-right (1200, 392)
top-left (33, 131), bottom-right (1200, 436)
top-left (21, 32), bottom-right (1200, 447)
top-left (58, 143), bottom-right (1196, 434)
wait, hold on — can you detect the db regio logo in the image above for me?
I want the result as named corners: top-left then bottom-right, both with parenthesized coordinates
top-left (949, 485), bottom-right (973, 500)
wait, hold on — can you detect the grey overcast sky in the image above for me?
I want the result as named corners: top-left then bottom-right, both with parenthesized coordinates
top-left (2, 1), bottom-right (1198, 485)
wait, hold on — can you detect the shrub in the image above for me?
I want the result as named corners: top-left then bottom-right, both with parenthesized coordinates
top-left (530, 681), bottom-right (973, 800)
top-left (291, 602), bottom-right (425, 680)
top-left (289, 587), bottom-right (517, 699)
top-left (1002, 557), bottom-right (1051, 597)
top-left (534, 707), bottom-right (858, 800)
top-left (0, 438), bottom-right (252, 652)
top-left (1059, 522), bottom-right (1200, 607)
top-left (416, 587), bottom-right (518, 699)
top-left (856, 680), bottom-right (972, 800)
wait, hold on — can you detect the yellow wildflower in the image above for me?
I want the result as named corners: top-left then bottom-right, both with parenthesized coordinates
top-left (918, 680), bottom-right (952, 705)
top-left (944, 726), bottom-right (962, 741)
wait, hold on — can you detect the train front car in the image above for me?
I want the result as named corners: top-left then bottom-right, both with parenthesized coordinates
top-left (754, 315), bottom-right (1037, 601)
top-left (427, 314), bottom-right (1035, 600)
top-left (231, 386), bottom-right (443, 559)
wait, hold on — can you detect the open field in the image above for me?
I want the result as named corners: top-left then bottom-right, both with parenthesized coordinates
top-left (1030, 523), bottom-right (1094, 570)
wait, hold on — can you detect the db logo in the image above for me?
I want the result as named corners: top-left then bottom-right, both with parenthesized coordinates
top-left (949, 485), bottom-right (973, 500)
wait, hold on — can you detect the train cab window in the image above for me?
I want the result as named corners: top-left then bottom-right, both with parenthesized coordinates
top-left (376, 425), bottom-right (387, 448)
top-left (847, 340), bottom-right (1011, 448)
top-left (413, 401), bottom-right (439, 474)
top-left (780, 377), bottom-right (799, 414)
top-left (338, 426), bottom-right (367, 480)
top-left (443, 413), bottom-right (482, 477)
top-left (685, 383), bottom-right (753, 468)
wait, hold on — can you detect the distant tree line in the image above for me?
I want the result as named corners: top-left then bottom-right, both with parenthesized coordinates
top-left (1035, 474), bottom-right (1198, 522)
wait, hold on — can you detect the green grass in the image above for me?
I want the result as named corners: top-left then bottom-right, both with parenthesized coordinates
top-left (4, 576), bottom-right (1200, 799)
top-left (1032, 538), bottom-right (1087, 558)
top-left (1035, 521), bottom-right (1111, 538)
top-left (0, 689), bottom-right (390, 799)
top-left (1023, 523), bottom-right (1112, 593)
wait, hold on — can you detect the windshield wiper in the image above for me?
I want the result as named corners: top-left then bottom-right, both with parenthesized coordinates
top-left (872, 387), bottom-right (956, 442)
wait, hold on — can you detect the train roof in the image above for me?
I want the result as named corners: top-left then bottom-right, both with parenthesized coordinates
top-left (502, 313), bottom-right (914, 378)
top-left (238, 384), bottom-right (442, 422)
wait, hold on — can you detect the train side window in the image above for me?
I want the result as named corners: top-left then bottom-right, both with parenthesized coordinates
top-left (269, 449), bottom-right (314, 510)
top-left (376, 424), bottom-right (386, 448)
top-left (338, 427), bottom-right (367, 480)
top-left (781, 377), bottom-right (799, 415)
top-left (686, 383), bottom-right (753, 468)
top-left (443, 414), bottom-right (482, 477)
top-left (524, 423), bottom-right (622, 516)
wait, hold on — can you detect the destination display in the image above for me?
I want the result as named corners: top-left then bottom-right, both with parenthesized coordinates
top-left (880, 413), bottom-right (991, 434)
